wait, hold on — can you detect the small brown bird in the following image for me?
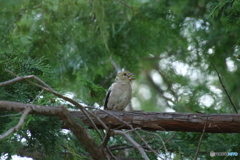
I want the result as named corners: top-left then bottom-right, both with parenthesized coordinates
top-left (104, 71), bottom-right (135, 110)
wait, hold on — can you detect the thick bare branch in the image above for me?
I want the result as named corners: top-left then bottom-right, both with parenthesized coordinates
top-left (0, 106), bottom-right (32, 140)
top-left (1, 101), bottom-right (240, 133)
top-left (0, 101), bottom-right (62, 116)
top-left (71, 110), bottom-right (240, 133)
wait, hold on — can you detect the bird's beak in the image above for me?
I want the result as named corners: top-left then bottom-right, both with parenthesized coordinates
top-left (128, 73), bottom-right (136, 81)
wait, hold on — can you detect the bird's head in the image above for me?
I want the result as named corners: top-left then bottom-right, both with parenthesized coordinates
top-left (116, 71), bottom-right (135, 83)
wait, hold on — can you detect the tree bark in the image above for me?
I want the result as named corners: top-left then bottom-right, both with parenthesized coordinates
top-left (71, 110), bottom-right (240, 133)
top-left (1, 100), bottom-right (240, 133)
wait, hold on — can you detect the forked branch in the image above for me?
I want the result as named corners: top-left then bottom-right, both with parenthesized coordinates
top-left (0, 106), bottom-right (32, 140)
top-left (115, 130), bottom-right (150, 160)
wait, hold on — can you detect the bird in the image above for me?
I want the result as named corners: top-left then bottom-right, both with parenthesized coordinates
top-left (104, 71), bottom-right (135, 110)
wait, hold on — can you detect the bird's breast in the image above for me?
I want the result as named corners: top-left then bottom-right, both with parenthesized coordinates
top-left (107, 82), bottom-right (132, 110)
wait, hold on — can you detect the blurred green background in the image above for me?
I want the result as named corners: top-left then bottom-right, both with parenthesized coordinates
top-left (1, 0), bottom-right (240, 159)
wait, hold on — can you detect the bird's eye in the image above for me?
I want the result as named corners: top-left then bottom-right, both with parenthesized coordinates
top-left (123, 73), bottom-right (127, 76)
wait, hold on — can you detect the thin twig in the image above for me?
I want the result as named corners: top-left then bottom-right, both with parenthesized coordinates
top-left (211, 63), bottom-right (238, 113)
top-left (139, 129), bottom-right (168, 154)
top-left (134, 129), bottom-right (165, 160)
top-left (31, 89), bottom-right (44, 104)
top-left (115, 0), bottom-right (136, 12)
top-left (194, 115), bottom-right (208, 160)
top-left (4, 69), bottom-right (54, 90)
top-left (0, 106), bottom-right (32, 140)
top-left (110, 57), bottom-right (120, 72)
top-left (85, 110), bottom-right (108, 131)
top-left (0, 112), bottom-right (22, 117)
top-left (115, 130), bottom-right (150, 160)
top-left (109, 144), bottom-right (132, 151)
top-left (157, 132), bottom-right (176, 151)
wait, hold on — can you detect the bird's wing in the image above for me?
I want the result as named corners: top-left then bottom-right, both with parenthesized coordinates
top-left (104, 87), bottom-right (111, 110)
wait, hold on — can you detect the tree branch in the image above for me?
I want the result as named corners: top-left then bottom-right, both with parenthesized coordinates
top-left (115, 130), bottom-right (150, 160)
top-left (0, 100), bottom-right (109, 159)
top-left (194, 115), bottom-right (208, 160)
top-left (157, 132), bottom-right (176, 151)
top-left (0, 106), bottom-right (32, 140)
top-left (60, 106), bottom-right (108, 160)
top-left (101, 109), bottom-right (161, 158)
top-left (1, 101), bottom-right (240, 133)
top-left (139, 130), bottom-right (168, 154)
top-left (2, 71), bottom-right (107, 144)
top-left (211, 63), bottom-right (238, 113)
top-left (71, 110), bottom-right (240, 133)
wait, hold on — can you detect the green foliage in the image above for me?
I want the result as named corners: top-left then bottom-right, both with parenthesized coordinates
top-left (1, 0), bottom-right (240, 159)
top-left (0, 53), bottom-right (65, 159)
top-left (0, 53), bottom-right (52, 102)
